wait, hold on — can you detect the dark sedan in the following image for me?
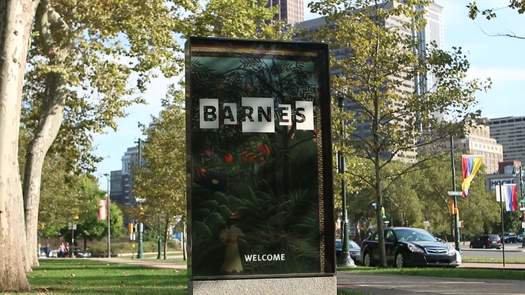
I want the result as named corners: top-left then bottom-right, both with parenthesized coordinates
top-left (470, 234), bottom-right (502, 249)
top-left (361, 227), bottom-right (460, 268)
top-left (336, 239), bottom-right (361, 263)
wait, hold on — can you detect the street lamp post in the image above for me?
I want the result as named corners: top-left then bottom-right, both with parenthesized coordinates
top-left (104, 173), bottom-right (111, 259)
top-left (449, 135), bottom-right (461, 252)
top-left (519, 166), bottom-right (525, 248)
top-left (338, 97), bottom-right (355, 267)
top-left (135, 138), bottom-right (144, 259)
top-left (68, 222), bottom-right (77, 257)
top-left (498, 184), bottom-right (506, 267)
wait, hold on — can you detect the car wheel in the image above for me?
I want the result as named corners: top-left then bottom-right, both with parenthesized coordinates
top-left (395, 253), bottom-right (404, 269)
top-left (363, 253), bottom-right (372, 267)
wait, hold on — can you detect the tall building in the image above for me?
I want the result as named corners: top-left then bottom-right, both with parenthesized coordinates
top-left (268, 0), bottom-right (304, 24)
top-left (110, 145), bottom-right (143, 206)
top-left (296, 2), bottom-right (443, 163)
top-left (110, 170), bottom-right (125, 203)
top-left (122, 146), bottom-right (140, 175)
top-left (489, 116), bottom-right (525, 165)
top-left (459, 123), bottom-right (504, 174)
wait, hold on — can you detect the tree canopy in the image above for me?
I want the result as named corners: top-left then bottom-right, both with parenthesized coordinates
top-left (307, 0), bottom-right (487, 266)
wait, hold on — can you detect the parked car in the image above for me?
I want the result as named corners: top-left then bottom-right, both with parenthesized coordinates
top-left (38, 247), bottom-right (50, 258)
top-left (470, 234), bottom-right (502, 249)
top-left (73, 248), bottom-right (92, 258)
top-left (504, 233), bottom-right (519, 244)
top-left (48, 249), bottom-right (59, 258)
top-left (361, 227), bottom-right (460, 268)
top-left (335, 239), bottom-right (361, 264)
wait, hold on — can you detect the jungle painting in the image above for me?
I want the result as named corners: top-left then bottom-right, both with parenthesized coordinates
top-left (186, 38), bottom-right (334, 279)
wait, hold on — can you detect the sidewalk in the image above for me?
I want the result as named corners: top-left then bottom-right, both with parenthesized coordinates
top-left (88, 257), bottom-right (187, 270)
top-left (460, 262), bottom-right (525, 270)
top-left (88, 258), bottom-right (525, 271)
top-left (449, 242), bottom-right (525, 253)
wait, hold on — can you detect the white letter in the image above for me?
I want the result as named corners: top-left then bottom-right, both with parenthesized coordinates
top-left (242, 97), bottom-right (275, 133)
top-left (223, 103), bottom-right (237, 125)
top-left (200, 99), bottom-right (219, 129)
top-left (279, 104), bottom-right (292, 126)
top-left (295, 101), bottom-right (314, 131)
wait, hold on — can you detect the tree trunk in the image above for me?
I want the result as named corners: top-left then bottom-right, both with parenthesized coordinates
top-left (375, 164), bottom-right (387, 267)
top-left (0, 0), bottom-right (40, 291)
top-left (163, 215), bottom-right (170, 260)
top-left (23, 72), bottom-right (65, 268)
top-left (23, 1), bottom-right (68, 268)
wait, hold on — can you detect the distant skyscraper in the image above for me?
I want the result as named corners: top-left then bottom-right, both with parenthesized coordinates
top-left (268, 0), bottom-right (304, 24)
top-left (489, 116), bottom-right (525, 165)
top-left (110, 145), bottom-right (144, 206)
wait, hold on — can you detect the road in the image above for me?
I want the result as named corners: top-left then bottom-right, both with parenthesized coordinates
top-left (461, 243), bottom-right (525, 261)
top-left (338, 273), bottom-right (525, 295)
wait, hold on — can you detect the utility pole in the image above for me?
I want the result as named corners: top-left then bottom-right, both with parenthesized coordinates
top-left (520, 166), bottom-right (525, 248)
top-left (104, 173), bottom-right (111, 258)
top-left (498, 184), bottom-right (506, 267)
top-left (450, 136), bottom-right (461, 251)
top-left (338, 97), bottom-right (354, 267)
top-left (135, 138), bottom-right (144, 259)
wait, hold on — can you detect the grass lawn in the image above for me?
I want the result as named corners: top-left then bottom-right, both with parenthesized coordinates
top-left (18, 259), bottom-right (187, 295)
top-left (338, 266), bottom-right (525, 280)
top-left (463, 256), bottom-right (525, 264)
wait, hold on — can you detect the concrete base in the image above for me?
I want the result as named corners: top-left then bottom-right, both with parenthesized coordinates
top-left (190, 276), bottom-right (337, 295)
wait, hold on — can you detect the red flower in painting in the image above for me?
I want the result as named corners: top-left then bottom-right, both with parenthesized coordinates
top-left (223, 153), bottom-right (234, 164)
top-left (195, 167), bottom-right (208, 177)
top-left (256, 143), bottom-right (271, 156)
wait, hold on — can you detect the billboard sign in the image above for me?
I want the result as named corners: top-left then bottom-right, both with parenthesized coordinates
top-left (186, 37), bottom-right (334, 280)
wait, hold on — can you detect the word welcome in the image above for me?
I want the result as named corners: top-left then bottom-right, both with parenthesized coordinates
top-left (199, 97), bottom-right (314, 133)
top-left (244, 253), bottom-right (286, 262)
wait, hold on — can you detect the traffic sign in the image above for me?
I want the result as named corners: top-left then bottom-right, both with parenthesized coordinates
top-left (448, 191), bottom-right (462, 197)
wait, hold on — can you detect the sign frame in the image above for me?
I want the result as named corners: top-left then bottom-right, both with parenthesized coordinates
top-left (185, 37), bottom-right (335, 281)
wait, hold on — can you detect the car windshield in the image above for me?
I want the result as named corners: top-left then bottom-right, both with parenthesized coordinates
top-left (394, 228), bottom-right (436, 242)
top-left (335, 240), bottom-right (342, 248)
top-left (349, 241), bottom-right (360, 249)
top-left (335, 240), bottom-right (360, 249)
top-left (488, 235), bottom-right (500, 240)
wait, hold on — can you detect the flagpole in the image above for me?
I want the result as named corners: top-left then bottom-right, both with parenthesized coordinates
top-left (450, 135), bottom-right (460, 251)
top-left (498, 184), bottom-right (506, 267)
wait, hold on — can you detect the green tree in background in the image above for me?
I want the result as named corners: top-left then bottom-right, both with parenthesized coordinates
top-left (414, 154), bottom-right (500, 239)
top-left (348, 153), bottom-right (501, 242)
top-left (189, 0), bottom-right (289, 39)
top-left (21, 0), bottom-right (197, 269)
top-left (134, 89), bottom-right (186, 260)
top-left (308, 0), bottom-right (487, 267)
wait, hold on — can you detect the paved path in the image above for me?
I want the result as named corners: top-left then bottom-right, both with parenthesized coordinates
top-left (461, 263), bottom-right (525, 270)
top-left (88, 257), bottom-right (187, 270)
top-left (90, 257), bottom-right (525, 271)
top-left (338, 273), bottom-right (525, 295)
top-left (88, 258), bottom-right (525, 294)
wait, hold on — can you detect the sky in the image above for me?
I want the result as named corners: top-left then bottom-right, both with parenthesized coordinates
top-left (93, 0), bottom-right (525, 188)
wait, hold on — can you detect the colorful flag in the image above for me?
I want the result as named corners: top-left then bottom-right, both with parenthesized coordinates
top-left (502, 183), bottom-right (519, 212)
top-left (97, 199), bottom-right (107, 221)
top-left (461, 155), bottom-right (483, 197)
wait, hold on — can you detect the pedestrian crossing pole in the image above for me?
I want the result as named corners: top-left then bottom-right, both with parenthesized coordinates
top-left (104, 173), bottom-right (112, 259)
